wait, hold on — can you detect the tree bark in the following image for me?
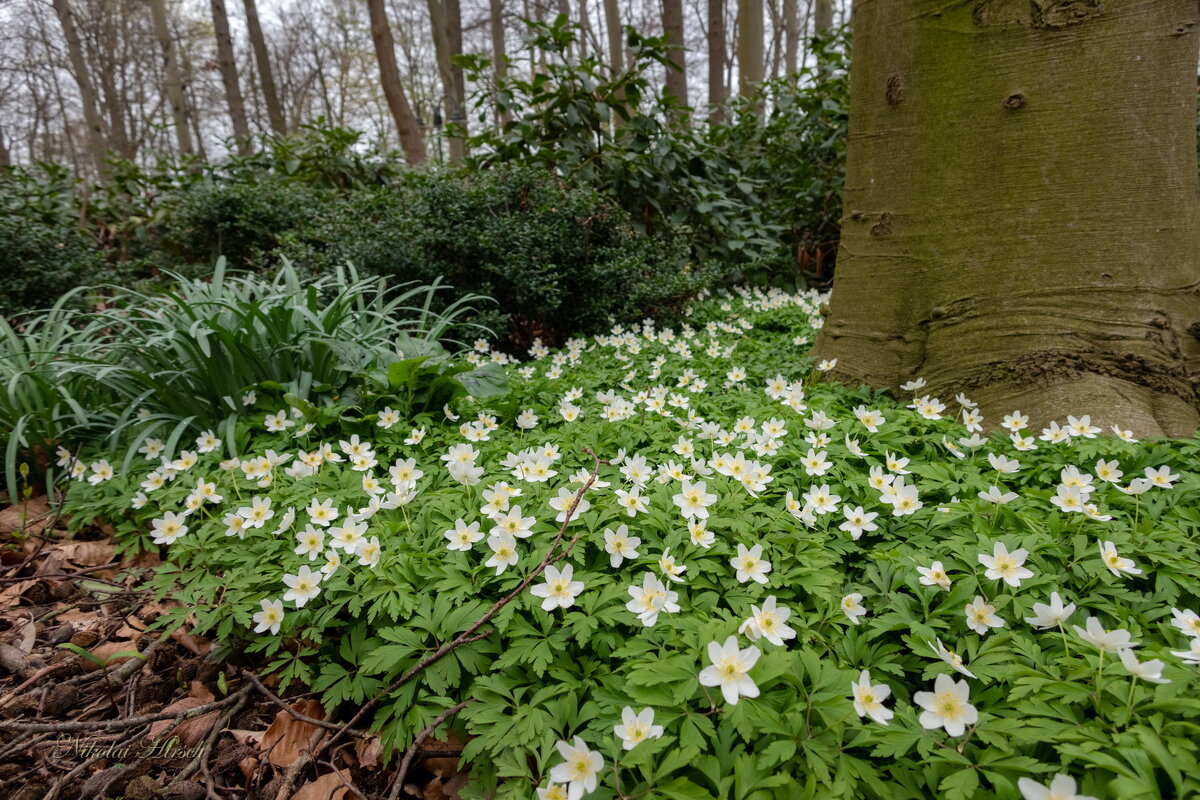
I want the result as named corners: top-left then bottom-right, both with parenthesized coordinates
top-left (427, 0), bottom-right (467, 162)
top-left (489, 0), bottom-right (510, 128)
top-left (707, 0), bottom-right (726, 121)
top-left (813, 0), bottom-right (832, 34)
top-left (366, 0), bottom-right (426, 164)
top-left (148, 0), bottom-right (194, 156)
top-left (242, 0), bottom-right (286, 135)
top-left (736, 0), bottom-right (763, 109)
top-left (661, 0), bottom-right (688, 115)
top-left (814, 0), bottom-right (1200, 438)
top-left (210, 0), bottom-right (252, 154)
top-left (603, 0), bottom-right (624, 76)
top-left (782, 0), bottom-right (797, 75)
top-left (602, 0), bottom-right (627, 128)
top-left (50, 0), bottom-right (108, 175)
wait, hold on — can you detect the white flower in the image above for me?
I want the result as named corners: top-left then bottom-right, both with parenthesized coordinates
top-left (516, 409), bottom-right (539, 430)
top-left (548, 737), bottom-right (603, 800)
top-left (485, 533), bottom-right (519, 575)
top-left (355, 536), bottom-right (381, 567)
top-left (1172, 639), bottom-right (1200, 664)
top-left (603, 525), bottom-right (641, 567)
top-left (491, 506), bottom-right (536, 539)
top-left (282, 565), bottom-right (322, 608)
top-left (731, 543), bottom-right (771, 584)
top-left (698, 636), bottom-right (761, 705)
top-left (658, 548), bottom-right (687, 583)
top-left (838, 505), bottom-right (879, 540)
top-left (1170, 607), bottom-right (1200, 638)
top-left (1024, 592), bottom-right (1076, 629)
top-left (978, 541), bottom-right (1034, 587)
top-left (404, 427), bottom-right (427, 445)
top-left (1066, 415), bottom-right (1101, 438)
top-left (687, 520), bottom-right (715, 548)
top-left (253, 599), bottom-right (285, 635)
top-left (672, 479), bottom-right (717, 520)
top-left (738, 595), bottom-right (795, 647)
top-left (625, 573), bottom-right (678, 626)
top-left (918, 561), bottom-right (952, 591)
top-left (614, 487), bottom-right (648, 517)
top-left (930, 638), bottom-right (977, 678)
top-left (445, 519), bottom-right (483, 551)
top-left (1073, 616), bottom-right (1137, 652)
top-left (1118, 649), bottom-right (1170, 684)
top-left (548, 488), bottom-right (591, 523)
top-left (850, 670), bottom-right (893, 726)
top-left (964, 596), bottom-right (1005, 636)
top-left (841, 593), bottom-right (867, 624)
top-left (988, 453), bottom-right (1021, 473)
top-left (613, 707), bottom-right (664, 750)
top-left (530, 564), bottom-right (585, 611)
top-left (913, 673), bottom-right (977, 736)
top-left (978, 486), bottom-right (1018, 504)
top-left (1094, 459), bottom-right (1123, 484)
top-left (151, 512), bottom-right (188, 545)
top-left (1098, 540), bottom-right (1141, 578)
top-left (1018, 774), bottom-right (1098, 800)
top-left (1144, 465), bottom-right (1179, 488)
top-left (294, 526), bottom-right (325, 560)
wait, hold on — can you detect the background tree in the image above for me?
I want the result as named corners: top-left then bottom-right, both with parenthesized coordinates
top-left (210, 0), bottom-right (252, 153)
top-left (813, 0), bottom-right (1200, 437)
top-left (736, 0), bottom-right (763, 110)
top-left (661, 0), bottom-right (688, 113)
top-left (367, 0), bottom-right (427, 163)
top-left (242, 0), bottom-right (286, 134)
top-left (149, 0), bottom-right (194, 156)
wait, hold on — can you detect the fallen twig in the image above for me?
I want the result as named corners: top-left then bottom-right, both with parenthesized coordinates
top-left (387, 698), bottom-right (477, 800)
top-left (0, 689), bottom-right (245, 734)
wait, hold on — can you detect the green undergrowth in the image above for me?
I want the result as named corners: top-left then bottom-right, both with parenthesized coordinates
top-left (65, 287), bottom-right (1200, 800)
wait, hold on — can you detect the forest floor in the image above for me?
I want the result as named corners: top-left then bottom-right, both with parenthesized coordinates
top-left (0, 496), bottom-right (462, 800)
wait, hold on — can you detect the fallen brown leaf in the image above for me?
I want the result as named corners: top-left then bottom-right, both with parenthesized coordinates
top-left (260, 699), bottom-right (326, 767)
top-left (355, 734), bottom-right (383, 769)
top-left (225, 729), bottom-right (266, 747)
top-left (0, 496), bottom-right (52, 534)
top-left (169, 627), bottom-right (211, 656)
top-left (57, 540), bottom-right (115, 567)
top-left (0, 581), bottom-right (36, 612)
top-left (292, 772), bottom-right (350, 800)
top-left (148, 681), bottom-right (219, 747)
top-left (82, 639), bottom-right (141, 671)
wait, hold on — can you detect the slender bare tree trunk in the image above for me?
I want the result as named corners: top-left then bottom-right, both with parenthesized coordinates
top-left (814, 0), bottom-right (1200, 438)
top-left (782, 0), bottom-right (797, 75)
top-left (661, 0), bottom-right (688, 115)
top-left (148, 0), bottom-right (193, 156)
top-left (601, 0), bottom-right (627, 128)
top-left (51, 0), bottom-right (108, 174)
top-left (242, 0), bottom-right (286, 134)
top-left (603, 0), bottom-right (624, 76)
top-left (366, 0), bottom-right (426, 164)
top-left (707, 0), bottom-right (726, 121)
top-left (813, 0), bottom-right (831, 34)
top-left (489, 0), bottom-right (511, 128)
top-left (737, 0), bottom-right (763, 110)
top-left (427, 0), bottom-right (466, 162)
top-left (210, 0), bottom-right (252, 154)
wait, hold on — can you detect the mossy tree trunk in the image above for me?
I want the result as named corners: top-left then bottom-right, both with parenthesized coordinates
top-left (814, 0), bottom-right (1200, 438)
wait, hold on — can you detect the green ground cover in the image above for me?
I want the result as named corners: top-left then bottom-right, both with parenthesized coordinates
top-left (62, 286), bottom-right (1200, 800)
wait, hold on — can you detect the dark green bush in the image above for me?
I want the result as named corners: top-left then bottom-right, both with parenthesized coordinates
top-left (0, 215), bottom-right (103, 317)
top-left (279, 166), bottom-right (704, 345)
top-left (157, 176), bottom-right (328, 271)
